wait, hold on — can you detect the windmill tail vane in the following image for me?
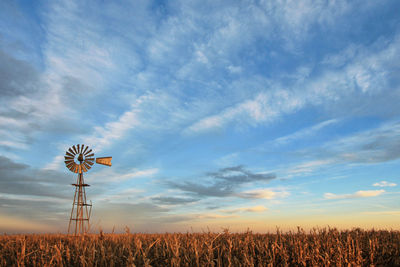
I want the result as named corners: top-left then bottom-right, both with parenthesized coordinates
top-left (64, 144), bottom-right (112, 235)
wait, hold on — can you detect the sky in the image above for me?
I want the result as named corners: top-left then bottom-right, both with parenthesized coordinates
top-left (0, 0), bottom-right (399, 234)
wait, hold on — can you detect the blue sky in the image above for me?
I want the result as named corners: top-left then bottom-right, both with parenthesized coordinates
top-left (0, 0), bottom-right (399, 233)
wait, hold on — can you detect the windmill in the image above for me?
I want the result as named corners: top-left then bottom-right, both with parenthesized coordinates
top-left (64, 144), bottom-right (112, 235)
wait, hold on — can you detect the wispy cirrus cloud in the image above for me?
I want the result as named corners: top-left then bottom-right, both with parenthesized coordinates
top-left (88, 167), bottom-right (158, 183)
top-left (184, 31), bottom-right (400, 135)
top-left (324, 190), bottom-right (385, 200)
top-left (373, 181), bottom-right (397, 187)
top-left (274, 119), bottom-right (339, 145)
top-left (184, 91), bottom-right (303, 134)
top-left (286, 160), bottom-right (334, 176)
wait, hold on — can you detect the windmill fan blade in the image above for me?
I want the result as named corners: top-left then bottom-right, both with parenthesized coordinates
top-left (86, 153), bottom-right (94, 158)
top-left (83, 161), bottom-right (91, 170)
top-left (82, 145), bottom-right (89, 154)
top-left (84, 149), bottom-right (92, 156)
top-left (72, 145), bottom-right (78, 154)
top-left (85, 157), bottom-right (94, 161)
top-left (66, 162), bottom-right (74, 169)
top-left (85, 160), bottom-right (94, 166)
top-left (64, 156), bottom-right (74, 160)
top-left (68, 148), bottom-right (75, 155)
top-left (66, 151), bottom-right (75, 157)
top-left (77, 144), bottom-right (80, 153)
top-left (65, 160), bottom-right (74, 165)
top-left (96, 157), bottom-right (112, 166)
top-left (81, 163), bottom-right (87, 172)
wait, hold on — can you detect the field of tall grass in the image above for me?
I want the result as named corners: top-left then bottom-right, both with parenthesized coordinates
top-left (0, 228), bottom-right (399, 266)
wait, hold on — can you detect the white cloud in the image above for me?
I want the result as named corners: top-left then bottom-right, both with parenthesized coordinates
top-left (99, 188), bottom-right (145, 203)
top-left (184, 91), bottom-right (303, 134)
top-left (222, 205), bottom-right (268, 213)
top-left (227, 65), bottom-right (242, 74)
top-left (43, 155), bottom-right (65, 171)
top-left (83, 103), bottom-right (141, 152)
top-left (215, 153), bottom-right (239, 166)
top-left (275, 119), bottom-right (339, 144)
top-left (286, 160), bottom-right (333, 176)
top-left (195, 50), bottom-right (208, 64)
top-left (88, 167), bottom-right (158, 183)
top-left (0, 140), bottom-right (29, 150)
top-left (373, 181), bottom-right (397, 187)
top-left (324, 190), bottom-right (385, 199)
top-left (116, 169), bottom-right (159, 181)
top-left (245, 205), bottom-right (268, 212)
top-left (194, 213), bottom-right (238, 220)
top-left (292, 160), bottom-right (332, 173)
top-left (238, 188), bottom-right (289, 199)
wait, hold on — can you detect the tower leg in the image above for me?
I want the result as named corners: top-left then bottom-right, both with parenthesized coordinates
top-left (82, 184), bottom-right (90, 233)
top-left (68, 180), bottom-right (78, 235)
top-left (75, 173), bottom-right (81, 235)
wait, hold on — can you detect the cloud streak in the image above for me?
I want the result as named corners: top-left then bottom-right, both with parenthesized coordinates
top-left (237, 189), bottom-right (289, 200)
top-left (324, 190), bottom-right (385, 200)
top-left (274, 119), bottom-right (339, 145)
top-left (151, 196), bottom-right (200, 205)
top-left (373, 181), bottom-right (397, 187)
top-left (221, 205), bottom-right (268, 214)
top-left (184, 91), bottom-right (303, 134)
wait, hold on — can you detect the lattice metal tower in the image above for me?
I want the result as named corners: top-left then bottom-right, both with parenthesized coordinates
top-left (64, 144), bottom-right (112, 235)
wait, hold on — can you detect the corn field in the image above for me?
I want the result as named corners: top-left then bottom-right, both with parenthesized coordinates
top-left (0, 228), bottom-right (399, 266)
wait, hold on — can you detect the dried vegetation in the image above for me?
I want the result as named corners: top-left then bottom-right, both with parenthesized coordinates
top-left (0, 228), bottom-right (399, 266)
